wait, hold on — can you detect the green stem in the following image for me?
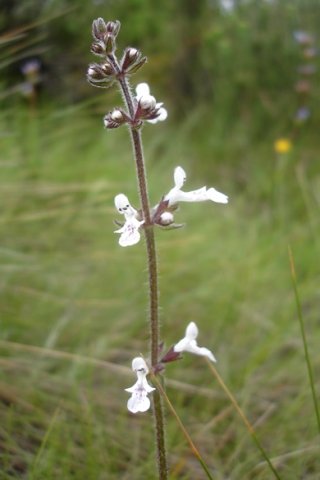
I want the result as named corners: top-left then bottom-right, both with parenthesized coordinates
top-left (112, 58), bottom-right (168, 479)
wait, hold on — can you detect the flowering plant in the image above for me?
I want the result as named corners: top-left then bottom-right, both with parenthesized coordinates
top-left (87, 17), bottom-right (227, 479)
top-left (86, 18), bottom-right (283, 480)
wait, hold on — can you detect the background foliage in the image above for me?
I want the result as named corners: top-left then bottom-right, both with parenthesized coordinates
top-left (0, 0), bottom-right (320, 478)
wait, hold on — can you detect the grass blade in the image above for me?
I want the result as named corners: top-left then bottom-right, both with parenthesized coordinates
top-left (150, 373), bottom-right (215, 480)
top-left (206, 360), bottom-right (281, 480)
top-left (288, 245), bottom-right (320, 434)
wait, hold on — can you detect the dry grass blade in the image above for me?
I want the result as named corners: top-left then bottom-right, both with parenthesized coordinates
top-left (206, 359), bottom-right (282, 480)
top-left (150, 372), bottom-right (215, 480)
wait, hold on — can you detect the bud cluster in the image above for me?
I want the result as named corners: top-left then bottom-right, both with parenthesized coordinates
top-left (88, 18), bottom-right (146, 93)
top-left (91, 18), bottom-right (120, 56)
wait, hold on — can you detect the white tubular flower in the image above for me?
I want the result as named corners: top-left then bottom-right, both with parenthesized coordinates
top-left (165, 166), bottom-right (228, 207)
top-left (174, 322), bottom-right (216, 363)
top-left (114, 194), bottom-right (143, 247)
top-left (135, 82), bottom-right (168, 124)
top-left (125, 357), bottom-right (155, 413)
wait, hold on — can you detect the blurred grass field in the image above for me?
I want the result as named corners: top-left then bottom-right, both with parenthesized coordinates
top-left (0, 102), bottom-right (319, 479)
top-left (1, 1), bottom-right (320, 479)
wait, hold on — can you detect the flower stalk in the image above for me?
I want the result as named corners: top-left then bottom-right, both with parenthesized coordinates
top-left (107, 51), bottom-right (168, 479)
top-left (87, 18), bottom-right (228, 479)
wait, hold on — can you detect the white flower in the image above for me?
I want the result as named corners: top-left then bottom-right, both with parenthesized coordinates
top-left (174, 322), bottom-right (216, 362)
top-left (114, 194), bottom-right (143, 247)
top-left (125, 357), bottom-right (155, 413)
top-left (135, 83), bottom-right (168, 124)
top-left (164, 166), bottom-right (228, 207)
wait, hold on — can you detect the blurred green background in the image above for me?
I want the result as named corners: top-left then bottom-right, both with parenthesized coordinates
top-left (1, 0), bottom-right (320, 479)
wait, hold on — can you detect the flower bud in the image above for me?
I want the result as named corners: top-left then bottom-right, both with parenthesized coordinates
top-left (106, 20), bottom-right (121, 36)
top-left (104, 33), bottom-right (116, 54)
top-left (91, 18), bottom-right (120, 54)
top-left (101, 62), bottom-right (114, 76)
top-left (103, 109), bottom-right (126, 128)
top-left (87, 63), bottom-right (105, 81)
top-left (111, 109), bottom-right (124, 122)
top-left (120, 47), bottom-right (147, 74)
top-left (139, 95), bottom-right (156, 111)
top-left (159, 211), bottom-right (174, 226)
top-left (92, 18), bottom-right (108, 41)
top-left (91, 41), bottom-right (106, 57)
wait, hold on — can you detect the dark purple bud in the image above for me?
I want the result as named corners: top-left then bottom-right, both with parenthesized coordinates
top-left (101, 62), bottom-right (114, 76)
top-left (87, 63), bottom-right (105, 81)
top-left (91, 41), bottom-right (106, 57)
top-left (106, 20), bottom-right (121, 36)
top-left (160, 346), bottom-right (182, 364)
top-left (152, 198), bottom-right (170, 224)
top-left (120, 47), bottom-right (147, 73)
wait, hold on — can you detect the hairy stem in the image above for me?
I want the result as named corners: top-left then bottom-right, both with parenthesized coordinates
top-left (112, 59), bottom-right (168, 479)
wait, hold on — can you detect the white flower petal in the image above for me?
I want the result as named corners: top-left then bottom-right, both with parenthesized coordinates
top-left (174, 166), bottom-right (187, 189)
top-left (141, 376), bottom-right (156, 393)
top-left (157, 106), bottom-right (168, 121)
top-left (206, 188), bottom-right (229, 204)
top-left (165, 166), bottom-right (228, 207)
top-left (198, 347), bottom-right (217, 362)
top-left (136, 82), bottom-right (150, 98)
top-left (184, 343), bottom-right (216, 363)
top-left (127, 392), bottom-right (151, 413)
top-left (132, 357), bottom-right (148, 373)
top-left (185, 321), bottom-right (198, 340)
top-left (173, 336), bottom-right (191, 353)
top-left (139, 94), bottom-right (156, 110)
top-left (125, 358), bottom-right (155, 413)
top-left (118, 224), bottom-right (141, 247)
top-left (114, 193), bottom-right (137, 216)
top-left (114, 193), bottom-right (130, 212)
top-left (174, 322), bottom-right (217, 362)
top-left (147, 106), bottom-right (168, 124)
top-left (115, 217), bottom-right (142, 247)
top-left (167, 187), bottom-right (207, 204)
top-left (136, 85), bottom-right (167, 124)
